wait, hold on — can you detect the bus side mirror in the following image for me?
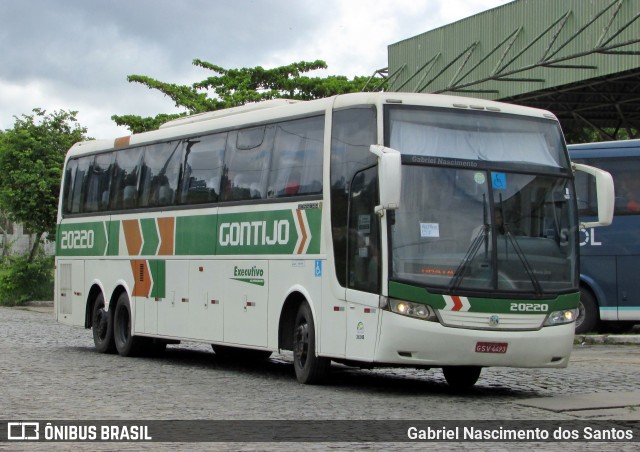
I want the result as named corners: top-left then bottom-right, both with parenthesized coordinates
top-left (573, 162), bottom-right (614, 228)
top-left (370, 145), bottom-right (401, 215)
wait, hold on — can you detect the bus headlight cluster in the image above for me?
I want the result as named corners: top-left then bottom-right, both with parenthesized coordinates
top-left (388, 299), bottom-right (437, 321)
top-left (544, 309), bottom-right (577, 326)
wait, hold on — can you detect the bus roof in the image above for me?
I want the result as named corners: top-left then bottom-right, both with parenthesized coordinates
top-left (66, 92), bottom-right (560, 159)
top-left (568, 139), bottom-right (640, 159)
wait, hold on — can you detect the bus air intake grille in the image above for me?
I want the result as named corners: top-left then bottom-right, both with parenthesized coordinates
top-left (439, 311), bottom-right (545, 330)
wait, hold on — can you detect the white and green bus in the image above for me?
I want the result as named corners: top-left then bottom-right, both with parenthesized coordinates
top-left (55, 93), bottom-right (613, 389)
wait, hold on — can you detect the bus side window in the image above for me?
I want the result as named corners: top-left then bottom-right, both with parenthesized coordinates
top-left (62, 159), bottom-right (78, 215)
top-left (110, 147), bottom-right (143, 211)
top-left (70, 156), bottom-right (92, 214)
top-left (618, 169), bottom-right (640, 214)
top-left (268, 116), bottom-right (324, 198)
top-left (179, 133), bottom-right (226, 205)
top-left (222, 126), bottom-right (274, 201)
top-left (574, 157), bottom-right (640, 216)
top-left (347, 166), bottom-right (381, 294)
top-left (83, 152), bottom-right (114, 213)
top-left (138, 141), bottom-right (183, 208)
top-left (330, 107), bottom-right (377, 287)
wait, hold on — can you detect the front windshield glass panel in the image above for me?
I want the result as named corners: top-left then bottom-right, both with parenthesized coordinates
top-left (387, 106), bottom-right (577, 296)
top-left (388, 106), bottom-right (569, 170)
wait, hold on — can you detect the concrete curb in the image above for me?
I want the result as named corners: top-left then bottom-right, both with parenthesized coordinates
top-left (574, 334), bottom-right (640, 345)
top-left (22, 301), bottom-right (53, 307)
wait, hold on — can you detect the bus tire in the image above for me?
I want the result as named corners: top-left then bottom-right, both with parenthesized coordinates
top-left (442, 366), bottom-right (481, 390)
top-left (293, 302), bottom-right (329, 384)
top-left (91, 293), bottom-right (115, 354)
top-left (575, 287), bottom-right (599, 334)
top-left (113, 293), bottom-right (142, 357)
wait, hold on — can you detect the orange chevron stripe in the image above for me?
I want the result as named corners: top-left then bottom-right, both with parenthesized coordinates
top-left (122, 219), bottom-right (142, 255)
top-left (157, 217), bottom-right (175, 256)
top-left (295, 209), bottom-right (308, 254)
top-left (130, 259), bottom-right (151, 297)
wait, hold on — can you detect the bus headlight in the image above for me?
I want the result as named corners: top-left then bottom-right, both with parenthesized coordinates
top-left (388, 298), bottom-right (437, 321)
top-left (544, 309), bottom-right (577, 326)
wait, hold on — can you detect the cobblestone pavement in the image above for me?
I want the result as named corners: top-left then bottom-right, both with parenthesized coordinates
top-left (1, 307), bottom-right (639, 451)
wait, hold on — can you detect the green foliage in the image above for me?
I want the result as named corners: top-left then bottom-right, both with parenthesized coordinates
top-left (0, 109), bottom-right (89, 246)
top-left (0, 253), bottom-right (54, 305)
top-left (112, 60), bottom-right (387, 133)
top-left (564, 126), bottom-right (639, 144)
top-left (111, 113), bottom-right (184, 134)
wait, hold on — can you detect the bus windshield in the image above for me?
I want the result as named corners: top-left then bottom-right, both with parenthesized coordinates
top-left (386, 106), bottom-right (578, 296)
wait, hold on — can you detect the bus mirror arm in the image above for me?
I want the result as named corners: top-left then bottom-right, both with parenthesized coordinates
top-left (572, 162), bottom-right (615, 228)
top-left (370, 145), bottom-right (402, 215)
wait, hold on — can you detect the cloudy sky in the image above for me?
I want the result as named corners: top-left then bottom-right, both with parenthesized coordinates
top-left (1, 0), bottom-right (512, 139)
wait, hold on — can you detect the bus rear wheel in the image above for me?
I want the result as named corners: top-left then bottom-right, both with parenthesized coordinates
top-left (575, 287), bottom-right (599, 334)
top-left (293, 302), bottom-right (329, 384)
top-left (442, 366), bottom-right (481, 390)
top-left (113, 293), bottom-right (142, 357)
top-left (91, 293), bottom-right (115, 354)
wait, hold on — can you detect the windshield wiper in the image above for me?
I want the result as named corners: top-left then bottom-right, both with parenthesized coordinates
top-left (449, 194), bottom-right (490, 292)
top-left (502, 224), bottom-right (543, 296)
top-left (448, 223), bottom-right (489, 292)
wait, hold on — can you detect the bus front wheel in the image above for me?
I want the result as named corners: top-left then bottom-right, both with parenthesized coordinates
top-left (293, 302), bottom-right (330, 384)
top-left (113, 293), bottom-right (142, 357)
top-left (442, 366), bottom-right (481, 390)
top-left (91, 293), bottom-right (115, 354)
top-left (575, 288), bottom-right (599, 334)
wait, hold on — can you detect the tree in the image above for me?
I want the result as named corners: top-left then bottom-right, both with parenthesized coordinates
top-left (0, 109), bottom-right (89, 261)
top-left (112, 60), bottom-right (386, 133)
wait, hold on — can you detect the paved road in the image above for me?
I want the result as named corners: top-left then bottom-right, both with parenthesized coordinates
top-left (1, 306), bottom-right (639, 451)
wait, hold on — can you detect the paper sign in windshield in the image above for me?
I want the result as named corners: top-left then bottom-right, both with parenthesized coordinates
top-left (420, 223), bottom-right (440, 238)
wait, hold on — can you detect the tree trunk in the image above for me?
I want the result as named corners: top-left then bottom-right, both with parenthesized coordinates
top-left (28, 232), bottom-right (43, 263)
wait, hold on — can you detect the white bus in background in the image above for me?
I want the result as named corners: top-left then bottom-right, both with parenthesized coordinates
top-left (55, 93), bottom-right (613, 389)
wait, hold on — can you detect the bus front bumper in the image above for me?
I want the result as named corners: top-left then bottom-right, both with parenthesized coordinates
top-left (374, 310), bottom-right (575, 368)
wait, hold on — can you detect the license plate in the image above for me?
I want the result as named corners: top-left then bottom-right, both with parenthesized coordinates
top-left (475, 341), bottom-right (508, 353)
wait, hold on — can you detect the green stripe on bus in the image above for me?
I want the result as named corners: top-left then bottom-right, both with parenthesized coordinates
top-left (388, 281), bottom-right (580, 314)
top-left (56, 206), bottom-right (323, 257)
top-left (107, 220), bottom-right (120, 256)
top-left (56, 222), bottom-right (108, 257)
top-left (150, 259), bottom-right (166, 298)
top-left (175, 215), bottom-right (218, 255)
top-left (140, 218), bottom-right (159, 255)
top-left (217, 210), bottom-right (298, 255)
top-left (305, 208), bottom-right (322, 254)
